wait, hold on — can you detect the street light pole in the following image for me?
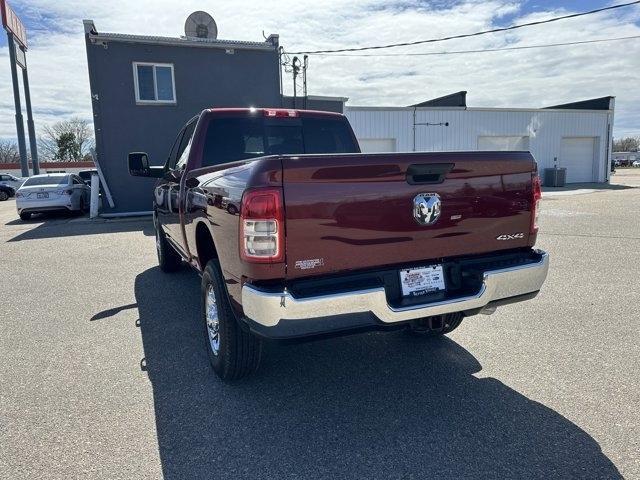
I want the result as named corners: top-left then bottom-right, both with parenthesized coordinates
top-left (7, 32), bottom-right (29, 177)
top-left (20, 46), bottom-right (39, 174)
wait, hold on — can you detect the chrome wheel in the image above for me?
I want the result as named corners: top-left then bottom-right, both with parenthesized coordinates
top-left (206, 284), bottom-right (220, 355)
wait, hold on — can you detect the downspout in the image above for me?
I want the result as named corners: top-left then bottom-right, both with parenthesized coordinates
top-left (278, 46), bottom-right (284, 107)
top-left (412, 107), bottom-right (417, 152)
top-left (605, 97), bottom-right (615, 183)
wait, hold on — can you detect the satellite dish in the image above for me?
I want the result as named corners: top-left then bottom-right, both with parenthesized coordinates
top-left (184, 11), bottom-right (218, 39)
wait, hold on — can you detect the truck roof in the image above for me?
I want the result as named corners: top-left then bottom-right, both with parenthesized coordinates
top-left (205, 107), bottom-right (344, 118)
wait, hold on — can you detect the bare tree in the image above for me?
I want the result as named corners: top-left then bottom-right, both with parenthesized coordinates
top-left (613, 136), bottom-right (640, 152)
top-left (38, 118), bottom-right (95, 161)
top-left (0, 140), bottom-right (21, 163)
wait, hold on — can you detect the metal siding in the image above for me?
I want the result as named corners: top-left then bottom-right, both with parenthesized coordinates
top-left (345, 107), bottom-right (610, 183)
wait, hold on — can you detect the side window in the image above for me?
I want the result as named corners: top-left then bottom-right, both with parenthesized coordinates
top-left (166, 127), bottom-right (187, 169)
top-left (174, 120), bottom-right (197, 170)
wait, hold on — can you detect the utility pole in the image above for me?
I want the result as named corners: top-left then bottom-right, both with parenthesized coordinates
top-left (302, 55), bottom-right (308, 109)
top-left (292, 56), bottom-right (301, 109)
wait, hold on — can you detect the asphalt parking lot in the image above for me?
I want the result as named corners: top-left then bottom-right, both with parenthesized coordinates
top-left (1, 170), bottom-right (639, 479)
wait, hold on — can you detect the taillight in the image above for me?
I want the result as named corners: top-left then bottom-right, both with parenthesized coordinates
top-left (240, 188), bottom-right (284, 263)
top-left (531, 175), bottom-right (542, 234)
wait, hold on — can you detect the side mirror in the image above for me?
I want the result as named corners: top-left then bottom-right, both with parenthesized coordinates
top-left (128, 152), bottom-right (164, 178)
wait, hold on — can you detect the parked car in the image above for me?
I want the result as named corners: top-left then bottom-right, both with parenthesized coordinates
top-left (633, 160), bottom-right (640, 167)
top-left (15, 173), bottom-right (90, 220)
top-left (78, 169), bottom-right (98, 185)
top-left (0, 173), bottom-right (25, 190)
top-left (0, 184), bottom-right (15, 201)
top-left (128, 108), bottom-right (549, 380)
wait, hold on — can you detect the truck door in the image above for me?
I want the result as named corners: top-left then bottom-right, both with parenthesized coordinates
top-left (155, 125), bottom-right (184, 240)
top-left (163, 118), bottom-right (197, 245)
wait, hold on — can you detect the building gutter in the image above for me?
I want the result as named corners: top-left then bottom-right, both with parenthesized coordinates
top-left (88, 33), bottom-right (276, 52)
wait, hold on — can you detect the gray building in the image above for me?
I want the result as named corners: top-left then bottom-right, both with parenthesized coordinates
top-left (84, 20), bottom-right (282, 214)
top-left (84, 19), bottom-right (346, 214)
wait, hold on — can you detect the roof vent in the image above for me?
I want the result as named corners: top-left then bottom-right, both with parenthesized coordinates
top-left (184, 11), bottom-right (218, 39)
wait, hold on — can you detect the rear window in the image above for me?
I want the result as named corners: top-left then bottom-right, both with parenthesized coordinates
top-left (301, 117), bottom-right (359, 154)
top-left (23, 176), bottom-right (68, 187)
top-left (202, 115), bottom-right (358, 167)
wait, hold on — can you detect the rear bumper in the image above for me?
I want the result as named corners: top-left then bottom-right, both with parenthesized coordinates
top-left (17, 198), bottom-right (73, 214)
top-left (241, 250), bottom-right (549, 339)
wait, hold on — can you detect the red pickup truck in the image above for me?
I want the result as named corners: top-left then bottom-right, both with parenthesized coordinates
top-left (128, 108), bottom-right (549, 380)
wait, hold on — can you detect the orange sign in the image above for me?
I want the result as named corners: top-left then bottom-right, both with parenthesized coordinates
top-left (1, 0), bottom-right (27, 48)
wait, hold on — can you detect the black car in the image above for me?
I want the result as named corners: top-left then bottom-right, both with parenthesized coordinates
top-left (0, 184), bottom-right (15, 201)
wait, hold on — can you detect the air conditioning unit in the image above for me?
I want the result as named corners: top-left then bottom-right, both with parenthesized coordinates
top-left (544, 167), bottom-right (566, 187)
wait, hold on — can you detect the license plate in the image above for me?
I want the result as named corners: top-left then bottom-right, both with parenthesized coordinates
top-left (37, 192), bottom-right (49, 199)
top-left (399, 265), bottom-right (445, 297)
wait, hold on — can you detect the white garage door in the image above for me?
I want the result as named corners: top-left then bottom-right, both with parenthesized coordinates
top-left (358, 138), bottom-right (397, 153)
top-left (477, 136), bottom-right (529, 151)
top-left (560, 137), bottom-right (595, 183)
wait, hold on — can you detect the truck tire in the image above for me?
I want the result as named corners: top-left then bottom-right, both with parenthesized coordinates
top-left (155, 218), bottom-right (182, 272)
top-left (19, 212), bottom-right (31, 221)
top-left (406, 312), bottom-right (464, 337)
top-left (202, 259), bottom-right (262, 381)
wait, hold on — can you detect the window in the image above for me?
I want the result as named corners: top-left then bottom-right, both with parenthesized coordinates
top-left (201, 116), bottom-right (358, 168)
top-left (175, 120), bottom-right (198, 170)
top-left (202, 117), bottom-right (266, 167)
top-left (23, 175), bottom-right (68, 187)
top-left (133, 63), bottom-right (176, 104)
top-left (301, 117), bottom-right (358, 154)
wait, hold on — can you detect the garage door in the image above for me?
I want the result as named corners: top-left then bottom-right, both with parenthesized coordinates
top-left (478, 136), bottom-right (529, 151)
top-left (560, 137), bottom-right (595, 183)
top-left (358, 138), bottom-right (396, 153)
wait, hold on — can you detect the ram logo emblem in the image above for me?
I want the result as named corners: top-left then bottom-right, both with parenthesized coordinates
top-left (413, 193), bottom-right (441, 226)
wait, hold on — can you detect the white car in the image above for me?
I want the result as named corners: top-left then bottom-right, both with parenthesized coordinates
top-left (633, 160), bottom-right (640, 168)
top-left (0, 173), bottom-right (25, 190)
top-left (16, 173), bottom-right (90, 221)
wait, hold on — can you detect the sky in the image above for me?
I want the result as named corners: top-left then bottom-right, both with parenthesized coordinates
top-left (1, 0), bottom-right (639, 142)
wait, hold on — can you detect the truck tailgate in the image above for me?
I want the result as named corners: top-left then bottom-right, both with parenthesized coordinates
top-left (282, 151), bottom-right (536, 279)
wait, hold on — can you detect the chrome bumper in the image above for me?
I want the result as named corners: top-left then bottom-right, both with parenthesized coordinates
top-left (242, 251), bottom-right (549, 328)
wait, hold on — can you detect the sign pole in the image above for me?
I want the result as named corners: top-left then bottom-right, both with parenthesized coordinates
top-left (6, 32), bottom-right (29, 177)
top-left (20, 46), bottom-right (39, 174)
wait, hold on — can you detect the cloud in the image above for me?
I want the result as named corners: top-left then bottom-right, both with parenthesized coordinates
top-left (1, 0), bottom-right (639, 142)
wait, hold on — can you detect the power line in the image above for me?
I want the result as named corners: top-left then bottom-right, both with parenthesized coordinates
top-left (308, 35), bottom-right (640, 57)
top-left (285, 0), bottom-right (640, 54)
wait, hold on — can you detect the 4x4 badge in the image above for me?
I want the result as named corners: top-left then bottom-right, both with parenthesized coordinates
top-left (496, 233), bottom-right (525, 240)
